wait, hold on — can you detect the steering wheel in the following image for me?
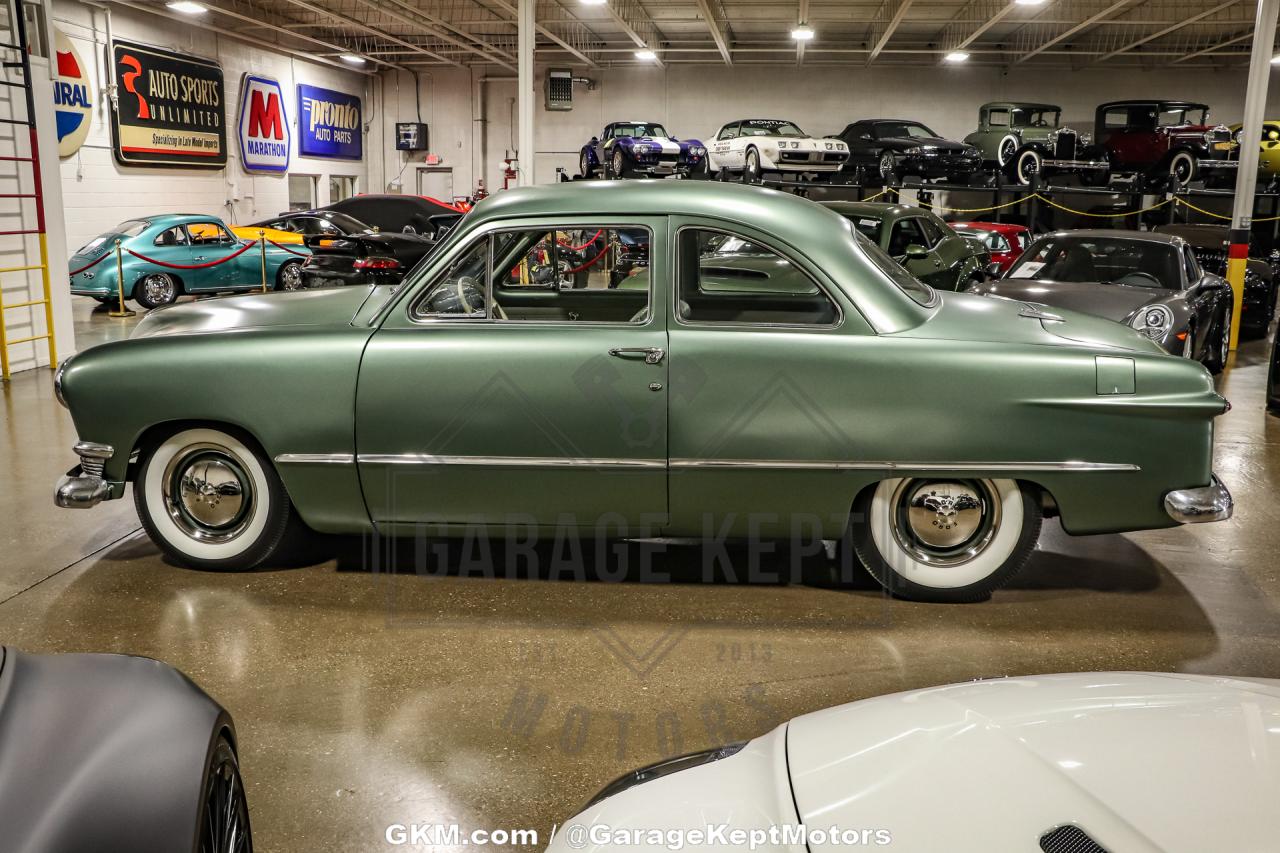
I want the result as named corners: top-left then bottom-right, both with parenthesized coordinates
top-left (1114, 271), bottom-right (1162, 288)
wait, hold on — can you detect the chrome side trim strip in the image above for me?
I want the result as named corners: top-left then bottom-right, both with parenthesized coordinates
top-left (668, 459), bottom-right (1140, 472)
top-left (274, 453), bottom-right (356, 465)
top-left (358, 454), bottom-right (665, 469)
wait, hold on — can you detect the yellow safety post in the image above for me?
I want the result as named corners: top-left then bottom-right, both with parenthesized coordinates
top-left (108, 239), bottom-right (135, 318)
top-left (258, 230), bottom-right (268, 293)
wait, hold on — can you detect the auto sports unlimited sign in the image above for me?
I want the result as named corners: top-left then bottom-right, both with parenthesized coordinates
top-left (110, 39), bottom-right (226, 168)
top-left (238, 74), bottom-right (289, 173)
top-left (297, 84), bottom-right (362, 160)
top-left (53, 28), bottom-right (93, 157)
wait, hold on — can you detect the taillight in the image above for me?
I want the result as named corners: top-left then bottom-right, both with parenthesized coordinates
top-left (353, 256), bottom-right (402, 271)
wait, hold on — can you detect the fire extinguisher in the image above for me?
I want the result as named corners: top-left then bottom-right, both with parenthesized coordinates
top-left (501, 159), bottom-right (518, 190)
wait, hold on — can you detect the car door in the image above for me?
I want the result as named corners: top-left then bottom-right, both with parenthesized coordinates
top-left (843, 123), bottom-right (879, 169)
top-left (148, 224), bottom-right (195, 279)
top-left (709, 122), bottom-right (740, 171)
top-left (1183, 245), bottom-right (1227, 354)
top-left (355, 216), bottom-right (670, 534)
top-left (184, 221), bottom-right (250, 291)
top-left (664, 218), bottom-right (878, 539)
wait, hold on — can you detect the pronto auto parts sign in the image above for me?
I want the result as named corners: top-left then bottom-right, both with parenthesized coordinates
top-left (53, 28), bottom-right (93, 157)
top-left (297, 83), bottom-right (362, 160)
top-left (110, 39), bottom-right (226, 168)
top-left (238, 74), bottom-right (289, 173)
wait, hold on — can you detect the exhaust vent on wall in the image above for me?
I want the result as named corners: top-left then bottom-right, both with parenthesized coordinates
top-left (1039, 824), bottom-right (1109, 853)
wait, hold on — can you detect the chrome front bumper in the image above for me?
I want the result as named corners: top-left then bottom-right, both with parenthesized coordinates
top-left (1164, 474), bottom-right (1233, 524)
top-left (54, 441), bottom-right (114, 509)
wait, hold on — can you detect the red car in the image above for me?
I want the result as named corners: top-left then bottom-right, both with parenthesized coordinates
top-left (949, 221), bottom-right (1029, 275)
top-left (1093, 100), bottom-right (1238, 187)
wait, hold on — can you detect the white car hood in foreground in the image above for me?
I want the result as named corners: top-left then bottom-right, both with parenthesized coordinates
top-left (788, 672), bottom-right (1280, 852)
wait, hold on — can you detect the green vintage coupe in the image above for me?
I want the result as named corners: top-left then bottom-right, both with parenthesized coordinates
top-left (54, 181), bottom-right (1231, 602)
top-left (963, 102), bottom-right (1108, 186)
top-left (821, 202), bottom-right (988, 291)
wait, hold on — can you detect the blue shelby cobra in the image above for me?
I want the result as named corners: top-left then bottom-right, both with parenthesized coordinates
top-left (579, 121), bottom-right (708, 179)
top-left (69, 214), bottom-right (311, 310)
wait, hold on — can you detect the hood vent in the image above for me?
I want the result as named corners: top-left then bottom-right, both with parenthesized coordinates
top-left (1039, 824), bottom-right (1109, 853)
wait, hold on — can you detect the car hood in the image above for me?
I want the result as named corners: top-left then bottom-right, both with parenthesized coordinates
top-left (787, 673), bottom-right (1280, 853)
top-left (130, 285), bottom-right (395, 339)
top-left (975, 278), bottom-right (1170, 323)
top-left (898, 290), bottom-right (1164, 354)
top-left (883, 136), bottom-right (974, 154)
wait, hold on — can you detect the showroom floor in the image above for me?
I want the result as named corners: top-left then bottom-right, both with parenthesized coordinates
top-left (4, 298), bottom-right (1280, 851)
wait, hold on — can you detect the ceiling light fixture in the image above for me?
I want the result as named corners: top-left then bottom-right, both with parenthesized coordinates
top-left (580, 0), bottom-right (608, 5)
top-left (634, 48), bottom-right (657, 61)
top-left (944, 51), bottom-right (970, 62)
top-left (165, 1), bottom-right (207, 13)
top-left (339, 53), bottom-right (368, 65)
top-left (791, 24), bottom-right (815, 41)
top-left (1014, 0), bottom-right (1046, 5)
top-left (1272, 54), bottom-right (1280, 64)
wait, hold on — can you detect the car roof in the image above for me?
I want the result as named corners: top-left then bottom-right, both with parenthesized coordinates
top-left (1038, 228), bottom-right (1184, 246)
top-left (1152, 223), bottom-right (1229, 247)
top-left (467, 181), bottom-right (932, 332)
top-left (951, 221), bottom-right (1029, 235)
top-left (980, 101), bottom-right (1061, 112)
top-left (1097, 100), bottom-right (1209, 110)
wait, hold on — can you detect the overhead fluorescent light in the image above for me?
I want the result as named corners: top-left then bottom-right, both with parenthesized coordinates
top-left (1015, 0), bottom-right (1046, 5)
top-left (634, 48), bottom-right (657, 61)
top-left (791, 25), bottom-right (815, 41)
top-left (944, 51), bottom-right (970, 62)
top-left (580, 0), bottom-right (607, 5)
top-left (1272, 54), bottom-right (1280, 64)
top-left (165, 1), bottom-right (207, 13)
top-left (339, 53), bottom-right (368, 66)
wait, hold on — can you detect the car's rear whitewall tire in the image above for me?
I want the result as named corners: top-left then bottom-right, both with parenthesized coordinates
top-left (135, 427), bottom-right (294, 571)
top-left (851, 477), bottom-right (1041, 602)
top-left (1014, 149), bottom-right (1041, 186)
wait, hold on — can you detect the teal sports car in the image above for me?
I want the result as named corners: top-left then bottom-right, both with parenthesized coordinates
top-left (68, 214), bottom-right (310, 309)
top-left (53, 181), bottom-right (1231, 603)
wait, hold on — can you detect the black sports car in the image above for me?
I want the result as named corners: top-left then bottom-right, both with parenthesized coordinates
top-left (837, 119), bottom-right (984, 184)
top-left (251, 210), bottom-right (438, 287)
top-left (323, 194), bottom-right (466, 238)
top-left (0, 647), bottom-right (249, 853)
top-left (970, 229), bottom-right (1234, 374)
top-left (1153, 223), bottom-right (1278, 337)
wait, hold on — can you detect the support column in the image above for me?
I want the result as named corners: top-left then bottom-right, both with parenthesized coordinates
top-left (517, 0), bottom-right (535, 186)
top-left (1227, 0), bottom-right (1279, 351)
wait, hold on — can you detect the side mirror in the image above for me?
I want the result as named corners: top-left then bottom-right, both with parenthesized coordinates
top-left (985, 261), bottom-right (1003, 279)
top-left (905, 244), bottom-right (929, 259)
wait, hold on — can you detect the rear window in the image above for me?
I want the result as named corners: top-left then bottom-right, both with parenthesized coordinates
top-left (850, 222), bottom-right (936, 307)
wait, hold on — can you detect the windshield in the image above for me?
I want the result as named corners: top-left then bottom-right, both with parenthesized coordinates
top-left (849, 222), bottom-right (935, 306)
top-left (845, 215), bottom-right (883, 243)
top-left (875, 122), bottom-right (936, 139)
top-left (1161, 106), bottom-right (1208, 126)
top-left (1007, 236), bottom-right (1182, 289)
top-left (738, 120), bottom-right (805, 138)
top-left (1011, 108), bottom-right (1059, 128)
top-left (611, 123), bottom-right (667, 139)
top-left (319, 211), bottom-right (372, 233)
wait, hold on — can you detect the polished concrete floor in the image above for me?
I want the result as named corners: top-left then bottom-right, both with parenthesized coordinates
top-left (4, 297), bottom-right (1280, 851)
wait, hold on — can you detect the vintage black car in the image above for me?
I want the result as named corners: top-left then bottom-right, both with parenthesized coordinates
top-left (252, 209), bottom-right (439, 288)
top-left (1153, 223), bottom-right (1278, 337)
top-left (0, 647), bottom-right (249, 853)
top-left (1093, 100), bottom-right (1239, 188)
top-left (323, 194), bottom-right (466, 238)
top-left (836, 119), bottom-right (984, 184)
top-left (971, 230), bottom-right (1233, 374)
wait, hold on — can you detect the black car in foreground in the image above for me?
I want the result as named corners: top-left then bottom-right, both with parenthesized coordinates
top-left (1153, 223), bottom-right (1278, 337)
top-left (837, 119), bottom-right (984, 184)
top-left (0, 647), bottom-right (249, 853)
top-left (251, 209), bottom-right (438, 287)
top-left (970, 229), bottom-right (1233, 374)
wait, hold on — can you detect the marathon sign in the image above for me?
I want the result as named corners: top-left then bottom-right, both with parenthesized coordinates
top-left (110, 39), bottom-right (226, 168)
top-left (297, 84), bottom-right (362, 160)
top-left (238, 74), bottom-right (289, 173)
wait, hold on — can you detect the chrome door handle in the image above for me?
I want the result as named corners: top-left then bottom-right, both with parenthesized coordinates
top-left (608, 346), bottom-right (665, 364)
top-left (193, 255), bottom-right (206, 261)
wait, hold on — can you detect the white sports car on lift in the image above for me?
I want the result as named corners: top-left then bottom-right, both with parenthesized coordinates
top-left (706, 118), bottom-right (849, 182)
top-left (546, 672), bottom-right (1280, 853)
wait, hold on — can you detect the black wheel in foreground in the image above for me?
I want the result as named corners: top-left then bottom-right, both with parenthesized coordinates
top-left (197, 735), bottom-right (252, 853)
top-left (1203, 304), bottom-right (1231, 375)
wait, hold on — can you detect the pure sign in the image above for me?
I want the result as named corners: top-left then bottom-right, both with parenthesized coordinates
top-left (297, 84), bottom-right (362, 160)
top-left (238, 74), bottom-right (289, 173)
top-left (111, 39), bottom-right (226, 168)
top-left (53, 28), bottom-right (93, 158)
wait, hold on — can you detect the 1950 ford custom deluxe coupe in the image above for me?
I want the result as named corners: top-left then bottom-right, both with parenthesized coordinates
top-left (54, 181), bottom-right (1231, 602)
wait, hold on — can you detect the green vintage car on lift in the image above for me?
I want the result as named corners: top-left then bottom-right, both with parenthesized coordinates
top-left (821, 201), bottom-right (988, 291)
top-left (963, 102), bottom-right (1108, 186)
top-left (54, 181), bottom-right (1231, 603)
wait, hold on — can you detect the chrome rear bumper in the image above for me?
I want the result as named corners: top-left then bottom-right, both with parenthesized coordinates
top-left (1164, 474), bottom-right (1233, 524)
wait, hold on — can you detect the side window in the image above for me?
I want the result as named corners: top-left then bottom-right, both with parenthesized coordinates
top-left (186, 222), bottom-right (234, 245)
top-left (416, 238), bottom-right (490, 317)
top-left (916, 216), bottom-right (946, 248)
top-left (887, 219), bottom-right (927, 257)
top-left (153, 226), bottom-right (188, 247)
top-left (987, 109), bottom-right (1009, 128)
top-left (676, 228), bottom-right (838, 327)
top-left (1104, 109), bottom-right (1129, 129)
top-left (717, 123), bottom-right (738, 140)
top-left (1183, 247), bottom-right (1200, 283)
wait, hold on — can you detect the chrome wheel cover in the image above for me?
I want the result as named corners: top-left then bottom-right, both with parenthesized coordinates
top-left (1170, 153), bottom-right (1193, 184)
top-left (279, 262), bottom-right (302, 290)
top-left (879, 152), bottom-right (895, 179)
top-left (999, 138), bottom-right (1017, 166)
top-left (612, 151), bottom-right (624, 177)
top-left (143, 274), bottom-right (176, 305)
top-left (889, 478), bottom-right (1001, 567)
top-left (162, 442), bottom-right (255, 543)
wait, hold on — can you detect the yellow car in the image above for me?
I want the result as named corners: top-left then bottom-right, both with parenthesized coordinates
top-left (229, 224), bottom-right (305, 245)
top-left (1231, 121), bottom-right (1280, 174)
